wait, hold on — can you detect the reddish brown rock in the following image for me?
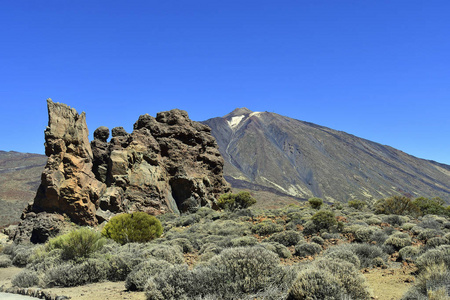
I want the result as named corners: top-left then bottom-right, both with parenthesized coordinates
top-left (30, 100), bottom-right (106, 226)
top-left (93, 109), bottom-right (231, 220)
top-left (15, 100), bottom-right (230, 239)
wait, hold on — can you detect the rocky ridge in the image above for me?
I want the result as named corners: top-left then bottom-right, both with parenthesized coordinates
top-left (12, 99), bottom-right (229, 242)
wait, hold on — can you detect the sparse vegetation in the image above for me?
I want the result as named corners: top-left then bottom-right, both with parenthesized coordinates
top-left (4, 194), bottom-right (450, 299)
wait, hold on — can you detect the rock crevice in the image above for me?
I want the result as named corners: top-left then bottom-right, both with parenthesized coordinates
top-left (16, 99), bottom-right (229, 240)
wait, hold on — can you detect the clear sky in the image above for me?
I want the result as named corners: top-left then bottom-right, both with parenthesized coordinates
top-left (1, 1), bottom-right (449, 164)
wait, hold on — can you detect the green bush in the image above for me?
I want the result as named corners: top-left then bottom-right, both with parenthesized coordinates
top-left (251, 220), bottom-right (284, 236)
top-left (308, 197), bottom-right (323, 209)
top-left (46, 228), bottom-right (107, 261)
top-left (412, 197), bottom-right (447, 216)
top-left (311, 210), bottom-right (338, 231)
top-left (374, 196), bottom-right (419, 216)
top-left (102, 212), bottom-right (163, 245)
top-left (217, 191), bottom-right (256, 211)
top-left (348, 200), bottom-right (367, 210)
top-left (384, 232), bottom-right (412, 251)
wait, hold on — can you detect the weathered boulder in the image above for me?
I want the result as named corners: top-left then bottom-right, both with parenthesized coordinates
top-left (92, 108), bottom-right (231, 218)
top-left (8, 212), bottom-right (65, 244)
top-left (14, 99), bottom-right (230, 241)
top-left (30, 100), bottom-right (106, 226)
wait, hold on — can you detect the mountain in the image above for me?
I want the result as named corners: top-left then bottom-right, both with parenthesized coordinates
top-left (203, 108), bottom-right (450, 204)
top-left (0, 151), bottom-right (46, 227)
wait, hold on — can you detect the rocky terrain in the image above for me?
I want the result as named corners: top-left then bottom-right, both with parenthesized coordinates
top-left (10, 99), bottom-right (230, 243)
top-left (203, 108), bottom-right (450, 204)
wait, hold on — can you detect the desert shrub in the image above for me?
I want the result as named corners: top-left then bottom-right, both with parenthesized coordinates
top-left (329, 243), bottom-right (386, 268)
top-left (0, 254), bottom-right (12, 268)
top-left (4, 244), bottom-right (35, 267)
top-left (308, 197), bottom-right (323, 209)
top-left (102, 212), bottom-right (163, 245)
top-left (104, 243), bottom-right (148, 281)
top-left (366, 216), bottom-right (382, 225)
top-left (251, 220), bottom-right (284, 236)
top-left (287, 268), bottom-right (345, 300)
top-left (207, 220), bottom-right (251, 236)
top-left (11, 246), bottom-right (34, 267)
top-left (444, 232), bottom-right (450, 242)
top-left (348, 200), bottom-right (367, 210)
top-left (177, 214), bottom-right (201, 226)
top-left (229, 236), bottom-right (258, 247)
top-left (146, 244), bottom-right (184, 264)
top-left (417, 229), bottom-right (442, 241)
top-left (266, 230), bottom-right (303, 246)
top-left (125, 258), bottom-right (172, 291)
top-left (311, 235), bottom-right (325, 245)
top-left (384, 232), bottom-right (412, 251)
top-left (374, 195), bottom-right (420, 216)
top-left (321, 232), bottom-right (341, 240)
top-left (418, 218), bottom-right (442, 230)
top-left (354, 226), bottom-right (376, 243)
top-left (324, 248), bottom-right (361, 269)
top-left (205, 246), bottom-right (286, 294)
top-left (195, 207), bottom-right (221, 220)
top-left (164, 238), bottom-right (194, 253)
top-left (44, 258), bottom-right (108, 287)
top-left (413, 197), bottom-right (447, 216)
top-left (12, 269), bottom-right (40, 288)
top-left (217, 191), bottom-right (256, 212)
top-left (314, 258), bottom-right (372, 299)
top-left (259, 242), bottom-right (292, 259)
top-left (401, 263), bottom-right (450, 300)
top-left (402, 222), bottom-right (416, 230)
top-left (369, 229), bottom-right (389, 245)
top-left (382, 214), bottom-right (405, 226)
top-left (415, 246), bottom-right (450, 273)
top-left (399, 246), bottom-right (422, 261)
top-left (45, 228), bottom-right (107, 262)
top-left (426, 237), bottom-right (449, 249)
top-left (146, 246), bottom-right (289, 300)
top-left (311, 210), bottom-right (337, 232)
top-left (294, 242), bottom-right (322, 257)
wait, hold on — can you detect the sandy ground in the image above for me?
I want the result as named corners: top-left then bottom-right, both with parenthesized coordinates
top-left (363, 264), bottom-right (416, 300)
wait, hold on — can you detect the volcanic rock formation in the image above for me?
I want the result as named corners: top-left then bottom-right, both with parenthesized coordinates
top-left (20, 99), bottom-right (229, 233)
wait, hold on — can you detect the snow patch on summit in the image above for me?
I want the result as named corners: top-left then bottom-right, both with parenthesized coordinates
top-left (228, 115), bottom-right (245, 128)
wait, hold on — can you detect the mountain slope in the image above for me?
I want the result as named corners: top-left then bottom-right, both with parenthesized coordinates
top-left (0, 151), bottom-right (46, 227)
top-left (203, 109), bottom-right (450, 203)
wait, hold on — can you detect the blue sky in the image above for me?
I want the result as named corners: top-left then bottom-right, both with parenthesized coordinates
top-left (1, 1), bottom-right (449, 164)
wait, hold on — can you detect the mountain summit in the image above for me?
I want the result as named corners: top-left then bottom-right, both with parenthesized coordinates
top-left (203, 110), bottom-right (450, 203)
